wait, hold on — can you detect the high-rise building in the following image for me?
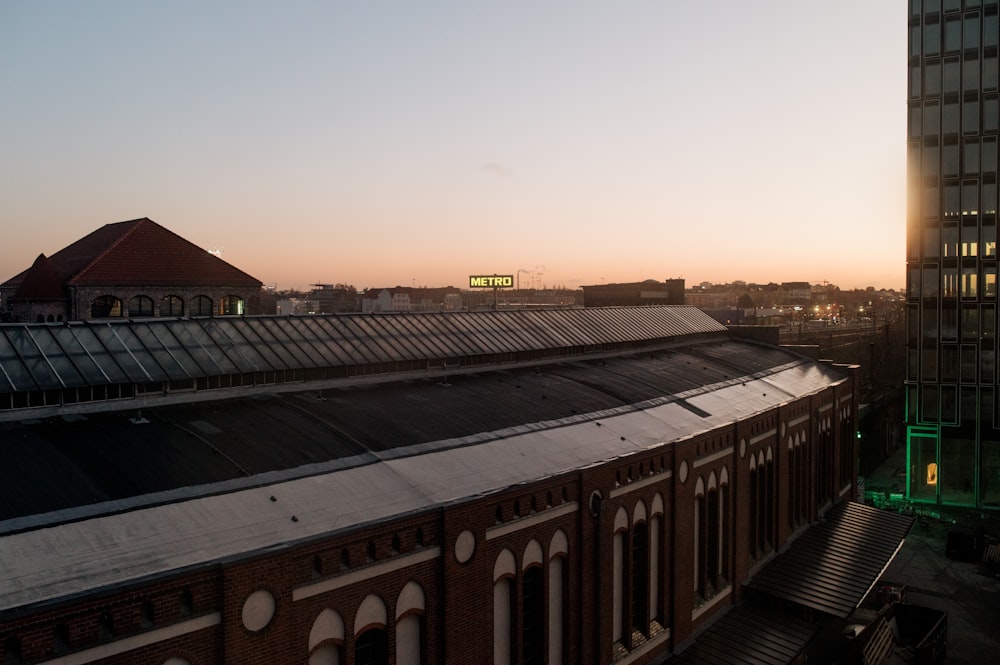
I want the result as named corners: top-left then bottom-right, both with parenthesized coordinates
top-left (906, 0), bottom-right (999, 507)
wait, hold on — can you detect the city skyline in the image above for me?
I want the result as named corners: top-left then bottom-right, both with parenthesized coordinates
top-left (1, 1), bottom-right (905, 292)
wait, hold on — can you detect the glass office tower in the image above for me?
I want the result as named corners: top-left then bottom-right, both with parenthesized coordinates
top-left (907, 0), bottom-right (999, 507)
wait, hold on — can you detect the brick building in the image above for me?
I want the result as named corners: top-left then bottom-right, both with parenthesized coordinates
top-left (581, 280), bottom-right (685, 308)
top-left (0, 218), bottom-right (263, 322)
top-left (0, 307), bottom-right (910, 664)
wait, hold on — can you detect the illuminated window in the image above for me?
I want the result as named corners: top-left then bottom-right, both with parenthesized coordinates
top-left (962, 267), bottom-right (978, 297)
top-left (984, 226), bottom-right (997, 257)
top-left (220, 295), bottom-right (245, 316)
top-left (927, 462), bottom-right (939, 486)
top-left (962, 225), bottom-right (978, 256)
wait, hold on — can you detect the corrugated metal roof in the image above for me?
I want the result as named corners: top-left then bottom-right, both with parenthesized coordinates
top-left (671, 603), bottom-right (818, 665)
top-left (747, 501), bottom-right (914, 619)
top-left (0, 307), bottom-right (726, 396)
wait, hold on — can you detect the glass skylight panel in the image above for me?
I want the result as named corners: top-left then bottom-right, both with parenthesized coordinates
top-left (329, 318), bottom-right (382, 364)
top-left (28, 327), bottom-right (85, 387)
top-left (379, 316), bottom-right (432, 361)
top-left (173, 320), bottom-right (237, 375)
top-left (0, 330), bottom-right (34, 391)
top-left (289, 318), bottom-right (348, 366)
top-left (259, 318), bottom-right (314, 368)
top-left (207, 319), bottom-right (271, 372)
top-left (6, 328), bottom-right (61, 389)
top-left (93, 324), bottom-right (158, 382)
top-left (131, 323), bottom-right (191, 380)
top-left (350, 316), bottom-right (409, 362)
top-left (229, 319), bottom-right (285, 369)
top-left (428, 314), bottom-right (481, 356)
top-left (142, 323), bottom-right (203, 378)
top-left (393, 315), bottom-right (450, 358)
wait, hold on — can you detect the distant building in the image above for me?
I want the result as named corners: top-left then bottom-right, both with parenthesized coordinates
top-left (906, 1), bottom-right (1000, 508)
top-left (780, 282), bottom-right (812, 306)
top-left (276, 297), bottom-right (316, 315)
top-left (0, 218), bottom-right (263, 322)
top-left (308, 283), bottom-right (360, 313)
top-left (361, 286), bottom-right (463, 313)
top-left (581, 279), bottom-right (685, 307)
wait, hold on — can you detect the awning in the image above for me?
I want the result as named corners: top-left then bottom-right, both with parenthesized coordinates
top-left (748, 500), bottom-right (914, 618)
top-left (671, 602), bottom-right (818, 665)
top-left (673, 501), bottom-right (913, 664)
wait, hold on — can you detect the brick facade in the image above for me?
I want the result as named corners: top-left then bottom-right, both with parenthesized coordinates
top-left (0, 374), bottom-right (859, 665)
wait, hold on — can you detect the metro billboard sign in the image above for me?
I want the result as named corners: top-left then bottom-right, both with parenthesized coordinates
top-left (469, 274), bottom-right (514, 289)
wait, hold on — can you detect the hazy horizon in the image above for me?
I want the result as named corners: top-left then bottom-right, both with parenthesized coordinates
top-left (1, 1), bottom-right (906, 292)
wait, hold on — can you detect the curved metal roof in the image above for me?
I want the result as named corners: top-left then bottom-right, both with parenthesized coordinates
top-left (0, 307), bottom-right (726, 395)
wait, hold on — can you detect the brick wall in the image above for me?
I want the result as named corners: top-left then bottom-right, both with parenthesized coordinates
top-left (0, 384), bottom-right (854, 665)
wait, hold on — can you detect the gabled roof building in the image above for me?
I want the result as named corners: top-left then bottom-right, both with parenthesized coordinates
top-left (0, 305), bottom-right (912, 665)
top-left (0, 218), bottom-right (263, 323)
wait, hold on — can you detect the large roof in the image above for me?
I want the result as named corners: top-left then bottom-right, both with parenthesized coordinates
top-left (0, 307), bottom-right (851, 614)
top-left (2, 217), bottom-right (262, 293)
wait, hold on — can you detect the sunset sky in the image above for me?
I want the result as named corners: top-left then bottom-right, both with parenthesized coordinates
top-left (1, 1), bottom-right (905, 292)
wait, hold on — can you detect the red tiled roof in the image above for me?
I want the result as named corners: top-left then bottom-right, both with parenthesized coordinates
top-left (3, 218), bottom-right (262, 290)
top-left (11, 254), bottom-right (66, 301)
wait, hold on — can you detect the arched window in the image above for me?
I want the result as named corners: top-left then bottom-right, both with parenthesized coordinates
top-left (788, 439), bottom-right (799, 529)
top-left (719, 468), bottom-right (730, 584)
top-left (354, 595), bottom-right (387, 665)
top-left (612, 506), bottom-right (629, 644)
top-left (706, 472), bottom-right (719, 591)
top-left (749, 456), bottom-right (759, 558)
top-left (548, 530), bottom-right (568, 665)
top-left (219, 295), bottom-right (244, 316)
top-left (494, 549), bottom-right (516, 665)
top-left (161, 295), bottom-right (184, 317)
top-left (190, 296), bottom-right (213, 316)
top-left (649, 494), bottom-right (664, 625)
top-left (91, 295), bottom-right (122, 318)
top-left (764, 447), bottom-right (775, 549)
top-left (522, 566), bottom-right (544, 665)
top-left (128, 295), bottom-right (154, 317)
top-left (839, 408), bottom-right (854, 491)
top-left (632, 520), bottom-right (649, 633)
top-left (309, 608), bottom-right (344, 665)
top-left (694, 476), bottom-right (706, 598)
top-left (395, 581), bottom-right (425, 665)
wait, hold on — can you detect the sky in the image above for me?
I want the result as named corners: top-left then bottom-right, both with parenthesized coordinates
top-left (0, 1), bottom-right (906, 292)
